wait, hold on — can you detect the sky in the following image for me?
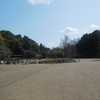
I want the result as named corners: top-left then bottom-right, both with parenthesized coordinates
top-left (0, 0), bottom-right (100, 48)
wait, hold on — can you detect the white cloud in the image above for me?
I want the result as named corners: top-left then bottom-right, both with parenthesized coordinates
top-left (61, 24), bottom-right (100, 39)
top-left (61, 24), bottom-right (100, 35)
top-left (27, 0), bottom-right (53, 5)
top-left (89, 24), bottom-right (99, 30)
top-left (61, 27), bottom-right (80, 34)
top-left (83, 24), bottom-right (100, 33)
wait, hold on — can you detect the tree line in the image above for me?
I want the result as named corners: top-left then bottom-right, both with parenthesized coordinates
top-left (60, 30), bottom-right (100, 58)
top-left (0, 30), bottom-right (49, 59)
top-left (76, 30), bottom-right (100, 58)
top-left (0, 30), bottom-right (64, 59)
top-left (0, 30), bottom-right (100, 59)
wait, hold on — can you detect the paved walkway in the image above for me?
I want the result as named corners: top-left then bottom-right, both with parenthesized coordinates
top-left (0, 59), bottom-right (100, 100)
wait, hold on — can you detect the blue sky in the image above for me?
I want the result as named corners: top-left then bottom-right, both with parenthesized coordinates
top-left (0, 0), bottom-right (100, 48)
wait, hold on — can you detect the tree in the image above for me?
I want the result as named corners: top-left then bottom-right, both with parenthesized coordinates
top-left (0, 30), bottom-right (54, 59)
top-left (56, 51), bottom-right (64, 58)
top-left (25, 50), bottom-right (36, 58)
top-left (0, 45), bottom-right (11, 59)
top-left (76, 30), bottom-right (100, 58)
top-left (0, 34), bottom-right (5, 46)
top-left (59, 35), bottom-right (77, 58)
top-left (39, 43), bottom-right (50, 58)
top-left (48, 47), bottom-right (64, 58)
top-left (23, 36), bottom-right (39, 53)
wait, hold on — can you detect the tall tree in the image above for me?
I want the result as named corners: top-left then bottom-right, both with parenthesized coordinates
top-left (39, 43), bottom-right (49, 58)
top-left (76, 30), bottom-right (100, 58)
top-left (60, 35), bottom-right (76, 58)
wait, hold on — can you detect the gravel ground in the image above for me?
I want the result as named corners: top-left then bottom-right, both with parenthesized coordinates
top-left (0, 59), bottom-right (100, 100)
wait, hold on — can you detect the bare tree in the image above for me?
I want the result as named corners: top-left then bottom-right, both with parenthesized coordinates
top-left (59, 35), bottom-right (77, 58)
